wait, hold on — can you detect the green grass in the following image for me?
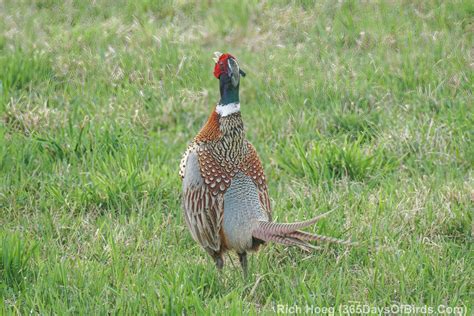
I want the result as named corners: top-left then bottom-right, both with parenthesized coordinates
top-left (1, 0), bottom-right (472, 314)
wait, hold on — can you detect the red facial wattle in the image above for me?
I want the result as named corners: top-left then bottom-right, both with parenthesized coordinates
top-left (213, 53), bottom-right (235, 79)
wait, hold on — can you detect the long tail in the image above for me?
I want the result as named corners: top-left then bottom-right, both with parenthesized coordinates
top-left (252, 210), bottom-right (356, 250)
top-left (256, 208), bottom-right (337, 235)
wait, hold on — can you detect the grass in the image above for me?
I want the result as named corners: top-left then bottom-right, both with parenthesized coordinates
top-left (0, 0), bottom-right (472, 314)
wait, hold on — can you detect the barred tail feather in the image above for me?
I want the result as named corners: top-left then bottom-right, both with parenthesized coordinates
top-left (253, 232), bottom-right (318, 252)
top-left (252, 210), bottom-right (356, 250)
top-left (255, 208), bottom-right (337, 236)
top-left (286, 230), bottom-right (357, 246)
top-left (258, 234), bottom-right (319, 252)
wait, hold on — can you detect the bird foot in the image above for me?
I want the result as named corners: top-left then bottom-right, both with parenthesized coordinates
top-left (215, 256), bottom-right (224, 270)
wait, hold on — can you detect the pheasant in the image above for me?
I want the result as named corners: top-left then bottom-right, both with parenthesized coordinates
top-left (179, 52), bottom-right (353, 275)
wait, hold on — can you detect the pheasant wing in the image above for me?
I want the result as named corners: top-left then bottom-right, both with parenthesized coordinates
top-left (181, 145), bottom-right (231, 253)
top-left (179, 142), bottom-right (197, 179)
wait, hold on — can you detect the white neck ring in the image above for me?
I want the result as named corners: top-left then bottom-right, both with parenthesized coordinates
top-left (216, 103), bottom-right (240, 117)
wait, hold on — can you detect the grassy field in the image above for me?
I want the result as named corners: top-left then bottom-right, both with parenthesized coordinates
top-left (1, 0), bottom-right (472, 314)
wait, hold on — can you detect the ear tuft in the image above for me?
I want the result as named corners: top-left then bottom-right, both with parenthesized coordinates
top-left (213, 51), bottom-right (223, 63)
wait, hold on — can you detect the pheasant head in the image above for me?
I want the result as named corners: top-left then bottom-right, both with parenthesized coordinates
top-left (193, 53), bottom-right (247, 143)
top-left (213, 52), bottom-right (246, 109)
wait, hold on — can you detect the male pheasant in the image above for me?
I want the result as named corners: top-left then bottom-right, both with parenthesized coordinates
top-left (179, 52), bottom-right (352, 275)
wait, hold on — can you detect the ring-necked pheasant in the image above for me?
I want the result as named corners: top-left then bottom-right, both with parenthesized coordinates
top-left (179, 52), bottom-right (353, 275)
